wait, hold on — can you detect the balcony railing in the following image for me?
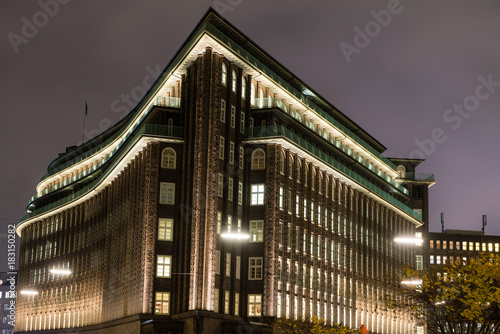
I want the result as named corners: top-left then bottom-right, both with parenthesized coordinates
top-left (245, 126), bottom-right (421, 221)
top-left (397, 172), bottom-right (435, 182)
top-left (155, 96), bottom-right (181, 108)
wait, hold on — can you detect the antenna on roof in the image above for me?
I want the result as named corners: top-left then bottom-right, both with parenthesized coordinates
top-left (441, 212), bottom-right (445, 233)
top-left (482, 215), bottom-right (487, 233)
top-left (81, 101), bottom-right (88, 144)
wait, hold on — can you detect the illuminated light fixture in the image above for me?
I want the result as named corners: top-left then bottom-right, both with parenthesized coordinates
top-left (220, 233), bottom-right (250, 241)
top-left (394, 237), bottom-right (423, 245)
top-left (20, 290), bottom-right (38, 295)
top-left (435, 301), bottom-right (445, 306)
top-left (401, 280), bottom-right (423, 285)
top-left (50, 268), bottom-right (72, 275)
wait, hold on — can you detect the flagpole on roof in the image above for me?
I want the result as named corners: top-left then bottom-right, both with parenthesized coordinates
top-left (81, 101), bottom-right (88, 144)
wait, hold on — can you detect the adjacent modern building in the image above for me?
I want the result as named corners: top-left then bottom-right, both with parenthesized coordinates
top-left (15, 9), bottom-right (433, 334)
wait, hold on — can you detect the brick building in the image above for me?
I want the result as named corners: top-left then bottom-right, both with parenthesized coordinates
top-left (15, 9), bottom-right (432, 334)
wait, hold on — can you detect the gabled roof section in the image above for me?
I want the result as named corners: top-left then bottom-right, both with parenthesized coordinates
top-left (204, 8), bottom-right (387, 154)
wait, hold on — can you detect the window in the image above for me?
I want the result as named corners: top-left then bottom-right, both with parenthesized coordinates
top-left (219, 136), bottom-right (225, 160)
top-left (228, 178), bottom-right (234, 201)
top-left (250, 184), bottom-right (265, 205)
top-left (220, 99), bottom-right (226, 122)
top-left (496, 243), bottom-right (499, 252)
top-left (279, 187), bottom-right (284, 209)
top-left (217, 212), bottom-right (222, 235)
top-left (231, 70), bottom-right (237, 92)
top-left (156, 255), bottom-right (171, 277)
top-left (241, 77), bottom-right (246, 99)
top-left (240, 111), bottom-right (245, 133)
top-left (237, 219), bottom-right (242, 232)
top-left (430, 255), bottom-right (434, 265)
top-left (463, 241), bottom-right (467, 250)
top-left (251, 149), bottom-right (266, 169)
top-left (250, 220), bottom-right (264, 242)
top-left (226, 253), bottom-right (231, 277)
top-left (436, 240), bottom-right (440, 249)
top-left (215, 250), bottom-right (221, 274)
top-left (159, 183), bottom-right (175, 204)
top-left (442, 241), bottom-right (447, 249)
top-left (248, 294), bottom-right (262, 316)
top-left (214, 289), bottom-right (219, 312)
top-left (227, 216), bottom-right (232, 233)
top-left (250, 117), bottom-right (254, 127)
top-left (218, 173), bottom-right (224, 197)
top-left (155, 292), bottom-right (170, 314)
top-left (224, 290), bottom-right (230, 314)
top-left (449, 241), bottom-right (454, 250)
top-left (239, 147), bottom-right (244, 169)
top-left (397, 165), bottom-right (406, 178)
top-left (230, 106), bottom-right (236, 128)
top-left (416, 255), bottom-right (423, 270)
top-left (161, 148), bottom-right (176, 169)
top-left (249, 257), bottom-right (263, 280)
top-left (229, 142), bottom-right (235, 164)
top-left (158, 218), bottom-right (173, 241)
top-left (234, 293), bottom-right (240, 316)
top-left (236, 256), bottom-right (241, 279)
top-left (221, 63), bottom-right (227, 85)
top-left (238, 182), bottom-right (243, 205)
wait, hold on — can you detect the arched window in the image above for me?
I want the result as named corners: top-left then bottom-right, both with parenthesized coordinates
top-left (304, 164), bottom-right (309, 186)
top-left (161, 148), bottom-right (176, 169)
top-left (241, 77), bottom-right (246, 99)
top-left (311, 168), bottom-right (316, 190)
top-left (296, 161), bottom-right (301, 183)
top-left (232, 70), bottom-right (237, 92)
top-left (251, 149), bottom-right (266, 170)
top-left (397, 165), bottom-right (406, 178)
top-left (221, 63), bottom-right (227, 86)
top-left (288, 156), bottom-right (293, 178)
top-left (318, 172), bottom-right (323, 194)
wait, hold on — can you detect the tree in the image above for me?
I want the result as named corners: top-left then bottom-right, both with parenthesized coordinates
top-left (272, 315), bottom-right (363, 334)
top-left (386, 253), bottom-right (500, 333)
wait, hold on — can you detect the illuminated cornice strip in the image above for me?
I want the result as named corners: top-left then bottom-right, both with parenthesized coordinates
top-left (244, 137), bottom-right (422, 227)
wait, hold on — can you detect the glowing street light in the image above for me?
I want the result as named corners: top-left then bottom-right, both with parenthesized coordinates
top-left (394, 237), bottom-right (423, 245)
top-left (20, 289), bottom-right (38, 295)
top-left (401, 279), bottom-right (423, 285)
top-left (221, 232), bottom-right (250, 241)
top-left (50, 268), bottom-right (72, 275)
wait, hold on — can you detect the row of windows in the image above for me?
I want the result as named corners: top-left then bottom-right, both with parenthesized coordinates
top-left (220, 100), bottom-right (246, 133)
top-left (218, 135), bottom-right (244, 166)
top-left (213, 290), bottom-right (260, 317)
top-left (430, 240), bottom-right (500, 252)
top-left (430, 255), bottom-right (476, 265)
top-left (221, 63), bottom-right (247, 100)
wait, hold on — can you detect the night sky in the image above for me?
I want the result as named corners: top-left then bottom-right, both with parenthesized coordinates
top-left (1, 1), bottom-right (500, 269)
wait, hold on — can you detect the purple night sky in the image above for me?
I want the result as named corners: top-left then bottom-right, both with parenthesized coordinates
top-left (1, 1), bottom-right (500, 269)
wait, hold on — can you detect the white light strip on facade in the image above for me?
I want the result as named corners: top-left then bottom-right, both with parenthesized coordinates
top-left (394, 237), bottom-right (423, 245)
top-left (245, 138), bottom-right (421, 227)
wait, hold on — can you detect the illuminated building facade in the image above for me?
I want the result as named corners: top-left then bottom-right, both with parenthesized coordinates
top-left (15, 9), bottom-right (430, 334)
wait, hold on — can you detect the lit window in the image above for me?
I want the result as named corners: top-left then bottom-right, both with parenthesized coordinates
top-left (235, 293), bottom-right (240, 316)
top-left (227, 216), bottom-right (232, 233)
top-left (220, 99), bottom-right (226, 122)
top-left (249, 257), bottom-right (263, 280)
top-left (397, 165), bottom-right (406, 178)
top-left (156, 255), bottom-right (171, 277)
top-left (214, 288), bottom-right (219, 312)
top-left (218, 173), bottom-right (224, 197)
top-left (230, 106), bottom-right (236, 128)
top-left (496, 243), bottom-right (499, 252)
top-left (248, 294), bottom-right (262, 316)
top-left (436, 240), bottom-right (440, 249)
top-left (241, 77), bottom-right (246, 99)
top-left (250, 184), bottom-right (265, 205)
top-left (155, 292), bottom-right (170, 314)
top-left (449, 241), bottom-right (453, 250)
top-left (250, 220), bottom-right (264, 242)
top-left (159, 183), bottom-right (175, 204)
top-left (251, 149), bottom-right (266, 170)
top-left (279, 187), bottom-right (284, 209)
top-left (219, 136), bottom-right (225, 160)
top-left (217, 212), bottom-right (222, 235)
top-left (158, 218), bottom-right (173, 241)
top-left (463, 241), bottom-right (467, 250)
top-left (215, 250), bottom-right (220, 275)
top-left (240, 111), bottom-right (245, 133)
top-left (236, 256), bottom-right (241, 279)
top-left (225, 290), bottom-right (230, 314)
top-left (226, 253), bottom-right (231, 277)
top-left (430, 255), bottom-right (434, 265)
top-left (161, 148), bottom-right (176, 169)
top-left (231, 70), bottom-right (237, 92)
top-left (221, 63), bottom-right (227, 85)
top-left (429, 240), bottom-right (434, 249)
top-left (228, 178), bottom-right (234, 201)
top-left (238, 182), bottom-right (243, 206)
top-left (229, 141), bottom-right (235, 164)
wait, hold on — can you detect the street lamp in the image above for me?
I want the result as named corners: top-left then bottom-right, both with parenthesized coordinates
top-left (394, 237), bottom-right (423, 245)
top-left (220, 232), bottom-right (250, 241)
top-left (401, 279), bottom-right (423, 285)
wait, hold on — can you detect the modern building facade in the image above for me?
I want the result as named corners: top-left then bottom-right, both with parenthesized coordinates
top-left (15, 9), bottom-right (431, 334)
top-left (0, 273), bottom-right (17, 334)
